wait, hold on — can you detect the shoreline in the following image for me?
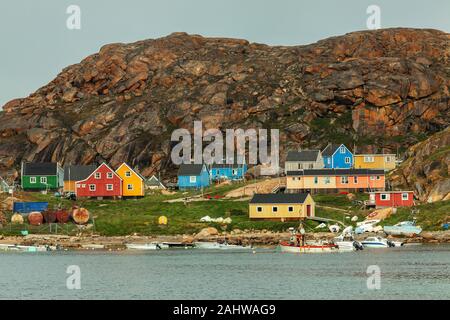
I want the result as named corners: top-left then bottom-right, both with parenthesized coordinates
top-left (1, 230), bottom-right (449, 251)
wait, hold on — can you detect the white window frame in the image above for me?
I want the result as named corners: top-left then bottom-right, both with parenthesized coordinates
top-left (189, 176), bottom-right (197, 183)
top-left (95, 172), bottom-right (101, 179)
top-left (76, 184), bottom-right (81, 188)
top-left (257, 207), bottom-right (263, 213)
top-left (81, 184), bottom-right (86, 188)
top-left (89, 184), bottom-right (96, 191)
top-left (340, 146), bottom-right (345, 154)
top-left (345, 157), bottom-right (351, 164)
top-left (370, 176), bottom-right (376, 180)
top-left (288, 206), bottom-right (294, 212)
top-left (376, 176), bottom-right (381, 180)
top-left (40, 177), bottom-right (47, 184)
top-left (402, 193), bottom-right (409, 200)
top-left (125, 171), bottom-right (131, 177)
top-left (107, 172), bottom-right (113, 179)
top-left (30, 177), bottom-right (37, 184)
top-left (380, 193), bottom-right (390, 201)
top-left (127, 184), bottom-right (133, 190)
top-left (324, 176), bottom-right (330, 184)
top-left (272, 206), bottom-right (278, 213)
top-left (385, 156), bottom-right (392, 163)
top-left (341, 176), bottom-right (349, 184)
top-left (364, 156), bottom-right (374, 163)
top-left (106, 184), bottom-right (113, 191)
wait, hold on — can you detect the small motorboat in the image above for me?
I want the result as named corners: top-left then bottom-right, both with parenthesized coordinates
top-left (125, 243), bottom-right (168, 250)
top-left (361, 236), bottom-right (395, 248)
top-left (383, 221), bottom-right (422, 237)
top-left (194, 241), bottom-right (252, 250)
top-left (333, 227), bottom-right (364, 252)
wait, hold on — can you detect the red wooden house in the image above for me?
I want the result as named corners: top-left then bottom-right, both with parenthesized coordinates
top-left (368, 191), bottom-right (414, 208)
top-left (75, 163), bottom-right (122, 198)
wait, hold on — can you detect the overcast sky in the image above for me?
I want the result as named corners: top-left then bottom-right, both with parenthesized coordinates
top-left (0, 0), bottom-right (449, 108)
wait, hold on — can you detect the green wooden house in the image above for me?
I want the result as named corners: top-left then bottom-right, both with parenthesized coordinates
top-left (21, 162), bottom-right (64, 191)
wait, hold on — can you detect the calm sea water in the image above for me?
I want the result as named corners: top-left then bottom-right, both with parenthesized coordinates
top-left (0, 245), bottom-right (449, 300)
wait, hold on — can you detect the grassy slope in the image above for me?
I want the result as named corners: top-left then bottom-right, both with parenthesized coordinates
top-left (1, 183), bottom-right (448, 236)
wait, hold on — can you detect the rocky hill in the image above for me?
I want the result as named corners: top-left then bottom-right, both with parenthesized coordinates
top-left (390, 127), bottom-right (450, 203)
top-left (0, 28), bottom-right (449, 182)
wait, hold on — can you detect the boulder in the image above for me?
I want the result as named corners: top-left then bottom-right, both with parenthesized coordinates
top-left (194, 227), bottom-right (219, 239)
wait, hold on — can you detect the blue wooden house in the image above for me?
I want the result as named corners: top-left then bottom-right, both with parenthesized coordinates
top-left (210, 161), bottom-right (247, 181)
top-left (177, 164), bottom-right (210, 190)
top-left (322, 143), bottom-right (353, 169)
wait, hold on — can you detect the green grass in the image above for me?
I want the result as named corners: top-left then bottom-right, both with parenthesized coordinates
top-left (2, 187), bottom-right (448, 236)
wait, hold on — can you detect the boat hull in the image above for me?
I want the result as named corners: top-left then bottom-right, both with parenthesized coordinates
top-left (383, 226), bottom-right (422, 237)
top-left (280, 242), bottom-right (337, 253)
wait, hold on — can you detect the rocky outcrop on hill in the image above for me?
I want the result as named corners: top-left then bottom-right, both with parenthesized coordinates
top-left (0, 28), bottom-right (449, 180)
top-left (389, 127), bottom-right (450, 203)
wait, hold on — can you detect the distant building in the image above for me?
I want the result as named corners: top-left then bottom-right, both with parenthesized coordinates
top-left (249, 193), bottom-right (315, 221)
top-left (0, 177), bottom-right (10, 193)
top-left (284, 150), bottom-right (324, 173)
top-left (75, 163), bottom-right (122, 198)
top-left (115, 163), bottom-right (145, 197)
top-left (145, 175), bottom-right (166, 190)
top-left (286, 169), bottom-right (385, 193)
top-left (368, 191), bottom-right (414, 208)
top-left (322, 143), bottom-right (353, 169)
top-left (177, 164), bottom-right (210, 190)
top-left (64, 165), bottom-right (97, 193)
top-left (210, 160), bottom-right (247, 181)
top-left (21, 162), bottom-right (64, 191)
top-left (354, 154), bottom-right (396, 171)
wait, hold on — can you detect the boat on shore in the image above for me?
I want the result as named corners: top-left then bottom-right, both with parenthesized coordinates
top-left (0, 244), bottom-right (55, 252)
top-left (383, 221), bottom-right (422, 237)
top-left (333, 227), bottom-right (364, 252)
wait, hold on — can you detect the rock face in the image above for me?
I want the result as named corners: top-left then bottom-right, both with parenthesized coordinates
top-left (389, 127), bottom-right (450, 203)
top-left (0, 28), bottom-right (449, 180)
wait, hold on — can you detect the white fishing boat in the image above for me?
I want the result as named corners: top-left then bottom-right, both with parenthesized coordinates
top-left (333, 227), bottom-right (364, 252)
top-left (0, 244), bottom-right (54, 252)
top-left (125, 243), bottom-right (167, 250)
top-left (361, 236), bottom-right (395, 248)
top-left (280, 241), bottom-right (337, 253)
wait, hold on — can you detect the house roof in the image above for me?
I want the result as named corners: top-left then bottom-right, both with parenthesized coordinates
top-left (286, 150), bottom-right (320, 162)
top-left (322, 144), bottom-right (343, 157)
top-left (22, 162), bottom-right (59, 176)
top-left (146, 175), bottom-right (165, 187)
top-left (64, 165), bottom-right (97, 181)
top-left (354, 154), bottom-right (396, 157)
top-left (286, 169), bottom-right (385, 176)
top-left (178, 164), bottom-right (206, 176)
top-left (116, 163), bottom-right (144, 181)
top-left (250, 193), bottom-right (310, 204)
top-left (370, 191), bottom-right (413, 194)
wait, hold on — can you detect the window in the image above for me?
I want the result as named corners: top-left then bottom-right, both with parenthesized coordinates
top-left (89, 184), bottom-right (96, 191)
top-left (272, 206), bottom-right (278, 213)
top-left (107, 172), bottom-right (113, 179)
top-left (364, 156), bottom-right (374, 163)
top-left (309, 163), bottom-right (314, 169)
top-left (257, 207), bottom-right (263, 212)
top-left (30, 177), bottom-right (37, 184)
top-left (340, 146), bottom-right (345, 154)
top-left (314, 177), bottom-right (318, 184)
top-left (327, 158), bottom-right (331, 164)
top-left (288, 206), bottom-right (294, 212)
top-left (354, 176), bottom-right (358, 184)
top-left (82, 184), bottom-right (86, 188)
top-left (190, 176), bottom-right (197, 183)
top-left (324, 177), bottom-right (330, 184)
top-left (232, 169), bottom-right (237, 175)
top-left (380, 193), bottom-right (390, 201)
top-left (40, 177), bottom-right (47, 184)
top-left (402, 193), bottom-right (409, 200)
top-left (341, 176), bottom-right (349, 184)
top-left (76, 184), bottom-right (81, 188)
top-left (376, 176), bottom-right (381, 180)
top-left (127, 184), bottom-right (133, 190)
top-left (95, 172), bottom-right (101, 179)
top-left (106, 184), bottom-right (113, 191)
top-left (345, 157), bottom-right (351, 164)
top-left (125, 171), bottom-right (131, 177)
top-left (370, 176), bottom-right (376, 180)
top-left (385, 156), bottom-right (392, 162)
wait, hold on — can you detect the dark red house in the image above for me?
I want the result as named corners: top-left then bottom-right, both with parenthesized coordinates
top-left (75, 163), bottom-right (122, 198)
top-left (369, 191), bottom-right (414, 208)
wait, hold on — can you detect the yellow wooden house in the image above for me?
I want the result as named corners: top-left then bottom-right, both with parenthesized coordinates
top-left (249, 193), bottom-right (315, 221)
top-left (115, 163), bottom-right (145, 197)
top-left (353, 154), bottom-right (396, 171)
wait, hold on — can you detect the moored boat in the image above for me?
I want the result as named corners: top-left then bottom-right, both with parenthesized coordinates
top-left (333, 227), bottom-right (364, 252)
top-left (361, 236), bottom-right (395, 248)
top-left (125, 243), bottom-right (167, 250)
top-left (194, 241), bottom-right (252, 250)
top-left (279, 241), bottom-right (338, 253)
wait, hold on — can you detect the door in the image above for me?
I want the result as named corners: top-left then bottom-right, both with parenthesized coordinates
top-left (306, 205), bottom-right (312, 217)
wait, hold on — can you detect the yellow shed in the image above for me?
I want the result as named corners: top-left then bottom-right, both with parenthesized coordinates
top-left (249, 193), bottom-right (315, 221)
top-left (354, 154), bottom-right (396, 171)
top-left (115, 163), bottom-right (145, 197)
